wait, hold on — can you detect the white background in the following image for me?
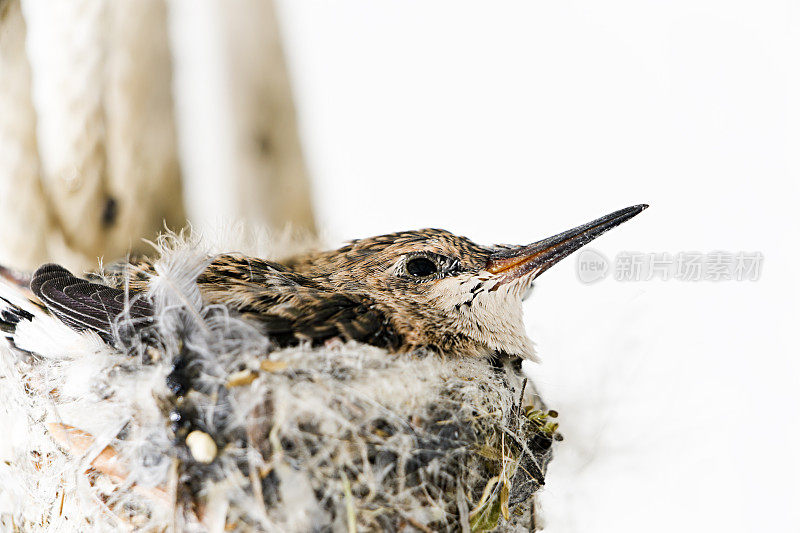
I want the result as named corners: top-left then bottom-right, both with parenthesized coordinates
top-left (275, 2), bottom-right (799, 532)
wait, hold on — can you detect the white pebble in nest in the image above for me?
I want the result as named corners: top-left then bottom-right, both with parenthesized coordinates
top-left (186, 430), bottom-right (217, 464)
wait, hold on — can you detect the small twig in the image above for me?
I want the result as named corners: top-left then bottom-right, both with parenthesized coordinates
top-left (517, 378), bottom-right (528, 412)
top-left (340, 472), bottom-right (357, 533)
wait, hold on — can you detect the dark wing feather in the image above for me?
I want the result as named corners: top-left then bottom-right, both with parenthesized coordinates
top-left (31, 264), bottom-right (153, 343)
top-left (199, 256), bottom-right (402, 351)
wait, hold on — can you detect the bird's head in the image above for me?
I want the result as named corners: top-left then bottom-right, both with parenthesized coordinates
top-left (292, 205), bottom-right (648, 360)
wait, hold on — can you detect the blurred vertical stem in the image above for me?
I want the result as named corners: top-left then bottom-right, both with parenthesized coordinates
top-left (167, 0), bottom-right (317, 236)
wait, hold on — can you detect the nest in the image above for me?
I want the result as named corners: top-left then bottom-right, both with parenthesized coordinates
top-left (0, 238), bottom-right (558, 532)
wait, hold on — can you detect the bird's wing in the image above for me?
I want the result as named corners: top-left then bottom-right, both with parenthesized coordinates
top-left (199, 256), bottom-right (402, 350)
top-left (30, 264), bottom-right (153, 343)
top-left (29, 258), bottom-right (402, 351)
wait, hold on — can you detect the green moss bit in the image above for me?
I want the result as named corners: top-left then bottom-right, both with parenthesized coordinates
top-left (523, 407), bottom-right (562, 440)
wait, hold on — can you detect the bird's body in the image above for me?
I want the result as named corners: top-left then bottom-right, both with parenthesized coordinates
top-left (0, 204), bottom-right (647, 531)
top-left (23, 205), bottom-right (648, 361)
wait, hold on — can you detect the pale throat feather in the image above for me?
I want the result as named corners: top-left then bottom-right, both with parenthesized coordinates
top-left (430, 273), bottom-right (538, 361)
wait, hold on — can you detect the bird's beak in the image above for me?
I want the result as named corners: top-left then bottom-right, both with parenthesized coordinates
top-left (486, 204), bottom-right (648, 286)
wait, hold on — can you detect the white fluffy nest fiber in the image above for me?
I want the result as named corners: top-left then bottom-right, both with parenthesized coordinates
top-left (0, 234), bottom-right (558, 532)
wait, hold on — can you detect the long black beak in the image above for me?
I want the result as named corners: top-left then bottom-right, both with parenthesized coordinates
top-left (486, 204), bottom-right (648, 285)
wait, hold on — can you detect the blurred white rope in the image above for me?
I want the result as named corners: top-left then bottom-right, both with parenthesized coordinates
top-left (0, 0), bottom-right (50, 270)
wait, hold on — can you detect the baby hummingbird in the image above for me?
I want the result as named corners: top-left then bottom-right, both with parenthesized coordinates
top-left (29, 205), bottom-right (647, 361)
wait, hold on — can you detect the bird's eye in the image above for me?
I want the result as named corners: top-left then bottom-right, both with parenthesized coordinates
top-left (405, 256), bottom-right (439, 277)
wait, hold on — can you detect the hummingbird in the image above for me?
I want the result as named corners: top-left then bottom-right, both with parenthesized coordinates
top-left (25, 205), bottom-right (647, 361)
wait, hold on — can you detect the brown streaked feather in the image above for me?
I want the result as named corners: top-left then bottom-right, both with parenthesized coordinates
top-left (198, 255), bottom-right (402, 350)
